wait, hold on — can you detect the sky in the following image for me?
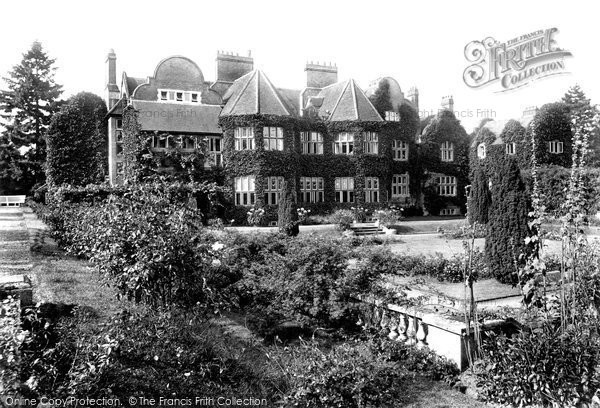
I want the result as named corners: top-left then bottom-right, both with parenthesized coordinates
top-left (0, 0), bottom-right (597, 132)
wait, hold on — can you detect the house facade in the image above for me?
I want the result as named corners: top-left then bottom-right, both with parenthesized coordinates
top-left (105, 50), bottom-right (469, 220)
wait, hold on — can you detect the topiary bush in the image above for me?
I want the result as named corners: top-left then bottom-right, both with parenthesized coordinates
top-left (485, 158), bottom-right (532, 284)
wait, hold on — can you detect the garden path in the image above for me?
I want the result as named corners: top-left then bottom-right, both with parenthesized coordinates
top-left (0, 207), bottom-right (32, 278)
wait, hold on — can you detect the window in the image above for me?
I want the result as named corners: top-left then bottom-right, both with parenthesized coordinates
top-left (300, 177), bottom-right (324, 203)
top-left (301, 132), bottom-right (323, 154)
top-left (234, 176), bottom-right (255, 206)
top-left (151, 135), bottom-right (169, 149)
top-left (335, 177), bottom-right (354, 203)
top-left (365, 177), bottom-right (379, 203)
top-left (207, 136), bottom-right (222, 167)
top-left (477, 143), bottom-right (486, 159)
top-left (234, 127), bottom-right (255, 150)
top-left (363, 132), bottom-right (379, 154)
top-left (440, 207), bottom-right (459, 216)
top-left (181, 136), bottom-right (196, 150)
top-left (548, 140), bottom-right (563, 154)
top-left (116, 119), bottom-right (123, 129)
top-left (506, 142), bottom-right (516, 155)
top-left (385, 111), bottom-right (400, 121)
top-left (191, 93), bottom-right (198, 103)
top-left (263, 127), bottom-right (284, 151)
top-left (176, 92), bottom-right (183, 102)
top-left (264, 176), bottom-right (284, 205)
top-left (116, 162), bottom-right (124, 175)
top-left (438, 176), bottom-right (457, 196)
top-left (160, 91), bottom-right (168, 101)
top-left (441, 141), bottom-right (454, 162)
top-left (333, 133), bottom-right (354, 155)
top-left (392, 174), bottom-right (410, 197)
top-left (393, 140), bottom-right (409, 161)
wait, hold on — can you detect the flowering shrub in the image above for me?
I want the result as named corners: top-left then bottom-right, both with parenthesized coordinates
top-left (350, 206), bottom-right (368, 222)
top-left (374, 206), bottom-right (404, 227)
top-left (296, 207), bottom-right (311, 224)
top-left (0, 297), bottom-right (25, 395)
top-left (246, 207), bottom-right (265, 227)
top-left (329, 209), bottom-right (354, 230)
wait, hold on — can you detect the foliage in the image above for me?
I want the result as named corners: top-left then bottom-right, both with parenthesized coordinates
top-left (277, 180), bottom-right (299, 236)
top-left (373, 206), bottom-right (403, 227)
top-left (0, 297), bottom-right (25, 395)
top-left (477, 324), bottom-right (600, 407)
top-left (278, 338), bottom-right (408, 408)
top-left (562, 85), bottom-right (600, 167)
top-left (0, 41), bottom-right (63, 193)
top-left (499, 119), bottom-right (530, 169)
top-left (329, 209), bottom-right (354, 230)
top-left (419, 110), bottom-right (470, 215)
top-left (46, 92), bottom-right (108, 186)
top-left (485, 158), bottom-right (531, 284)
top-left (296, 207), bottom-right (311, 224)
top-left (44, 179), bottom-right (230, 309)
top-left (528, 102), bottom-right (573, 168)
top-left (246, 207), bottom-right (265, 226)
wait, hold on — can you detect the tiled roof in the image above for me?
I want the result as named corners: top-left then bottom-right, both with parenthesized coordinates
top-left (132, 100), bottom-right (221, 134)
top-left (220, 70), bottom-right (292, 117)
top-left (277, 88), bottom-right (301, 116)
top-left (317, 80), bottom-right (383, 122)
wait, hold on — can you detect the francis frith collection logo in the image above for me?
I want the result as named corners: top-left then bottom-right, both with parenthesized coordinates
top-left (463, 28), bottom-right (572, 92)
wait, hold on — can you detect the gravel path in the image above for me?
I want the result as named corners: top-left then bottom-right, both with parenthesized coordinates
top-left (0, 207), bottom-right (32, 277)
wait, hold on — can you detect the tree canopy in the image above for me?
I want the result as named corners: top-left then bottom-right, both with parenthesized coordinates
top-left (0, 41), bottom-right (63, 193)
top-left (46, 92), bottom-right (107, 186)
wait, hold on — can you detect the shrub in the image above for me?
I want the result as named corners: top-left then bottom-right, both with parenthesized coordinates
top-left (330, 209), bottom-right (354, 230)
top-left (373, 207), bottom-right (403, 227)
top-left (246, 207), bottom-right (265, 226)
top-left (477, 324), bottom-right (600, 407)
top-left (485, 158), bottom-right (531, 284)
top-left (279, 338), bottom-right (408, 408)
top-left (277, 181), bottom-right (299, 236)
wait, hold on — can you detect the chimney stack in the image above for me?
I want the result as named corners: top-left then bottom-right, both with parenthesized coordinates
top-left (305, 62), bottom-right (338, 88)
top-left (441, 95), bottom-right (454, 112)
top-left (105, 49), bottom-right (119, 109)
top-left (407, 86), bottom-right (419, 111)
top-left (216, 50), bottom-right (254, 83)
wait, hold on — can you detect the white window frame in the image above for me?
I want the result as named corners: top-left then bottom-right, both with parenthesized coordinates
top-left (206, 136), bottom-right (222, 167)
top-left (392, 173), bottom-right (410, 198)
top-left (363, 132), bottom-right (379, 155)
top-left (506, 142), bottom-right (516, 155)
top-left (438, 175), bottom-right (457, 197)
top-left (548, 140), bottom-right (564, 154)
top-left (301, 131), bottom-right (323, 154)
top-left (234, 127), bottom-right (255, 150)
top-left (385, 111), bottom-right (400, 121)
top-left (393, 140), bottom-right (409, 161)
top-left (365, 177), bottom-right (379, 203)
top-left (477, 143), bottom-right (486, 159)
top-left (151, 134), bottom-right (170, 150)
top-left (191, 93), bottom-right (199, 103)
top-left (263, 127), bottom-right (284, 151)
top-left (333, 132), bottom-right (355, 155)
top-left (264, 176), bottom-right (284, 205)
top-left (300, 177), bottom-right (324, 203)
top-left (441, 141), bottom-right (455, 162)
top-left (181, 135), bottom-right (196, 151)
top-left (335, 177), bottom-right (355, 203)
top-left (234, 176), bottom-right (256, 206)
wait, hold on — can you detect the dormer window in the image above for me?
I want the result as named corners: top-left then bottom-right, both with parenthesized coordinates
top-left (441, 141), bottom-right (454, 162)
top-left (506, 143), bottom-right (516, 155)
top-left (548, 140), bottom-right (563, 154)
top-left (477, 143), bottom-right (486, 159)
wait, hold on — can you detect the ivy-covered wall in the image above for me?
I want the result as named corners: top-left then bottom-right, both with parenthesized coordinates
top-left (419, 110), bottom-right (470, 215)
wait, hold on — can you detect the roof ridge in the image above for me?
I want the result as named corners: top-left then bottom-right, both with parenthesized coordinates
top-left (328, 80), bottom-right (351, 120)
top-left (350, 79), bottom-right (359, 120)
top-left (353, 80), bottom-right (383, 121)
top-left (260, 70), bottom-right (291, 116)
top-left (228, 70), bottom-right (257, 114)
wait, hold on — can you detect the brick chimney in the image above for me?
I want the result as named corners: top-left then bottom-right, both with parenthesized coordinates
top-left (305, 61), bottom-right (338, 88)
top-left (105, 49), bottom-right (119, 109)
top-left (216, 50), bottom-right (254, 83)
